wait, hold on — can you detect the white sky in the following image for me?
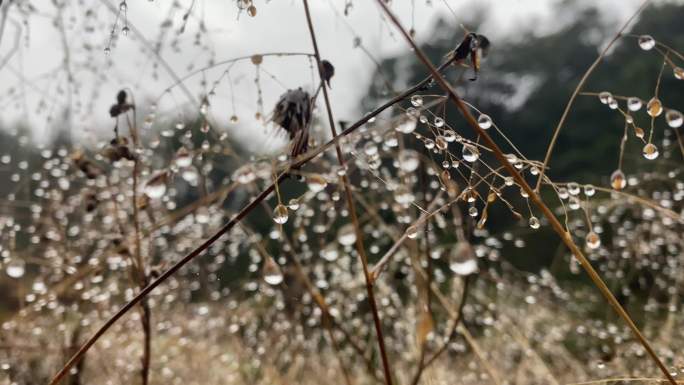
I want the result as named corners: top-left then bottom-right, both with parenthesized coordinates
top-left (0, 0), bottom-right (644, 152)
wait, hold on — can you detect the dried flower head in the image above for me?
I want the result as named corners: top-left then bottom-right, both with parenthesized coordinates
top-left (271, 87), bottom-right (312, 159)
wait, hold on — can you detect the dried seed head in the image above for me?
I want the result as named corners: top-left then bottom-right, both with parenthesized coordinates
top-left (271, 88), bottom-right (312, 158)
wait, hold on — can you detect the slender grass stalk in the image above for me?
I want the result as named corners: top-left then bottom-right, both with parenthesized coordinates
top-left (301, 1), bottom-right (394, 384)
top-left (373, 1), bottom-right (676, 384)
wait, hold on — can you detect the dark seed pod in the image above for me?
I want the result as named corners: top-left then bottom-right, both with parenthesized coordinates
top-left (319, 60), bottom-right (335, 88)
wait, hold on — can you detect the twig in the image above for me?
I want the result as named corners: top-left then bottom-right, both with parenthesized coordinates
top-left (301, 1), bottom-right (394, 383)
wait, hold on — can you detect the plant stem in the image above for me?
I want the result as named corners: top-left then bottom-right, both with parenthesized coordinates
top-left (301, 1), bottom-right (394, 384)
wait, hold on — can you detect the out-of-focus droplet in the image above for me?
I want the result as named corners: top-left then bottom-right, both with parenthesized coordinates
top-left (263, 257), bottom-right (283, 285)
top-left (406, 225), bottom-right (418, 239)
top-left (398, 150), bottom-right (420, 172)
top-left (337, 224), bottom-right (357, 246)
top-left (665, 109), bottom-right (683, 128)
top-left (174, 147), bottom-right (192, 168)
top-left (410, 95), bottom-right (423, 107)
top-left (5, 258), bottom-right (25, 278)
top-left (144, 171), bottom-right (168, 199)
top-left (449, 242), bottom-right (478, 276)
top-left (247, 5), bottom-right (257, 17)
top-left (232, 164), bottom-right (256, 184)
top-left (306, 174), bottom-right (327, 193)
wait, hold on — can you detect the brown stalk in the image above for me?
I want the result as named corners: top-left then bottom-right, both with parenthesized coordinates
top-left (48, 39), bottom-right (460, 385)
top-left (125, 100), bottom-right (151, 385)
top-left (301, 1), bottom-right (395, 384)
top-left (374, 1), bottom-right (676, 384)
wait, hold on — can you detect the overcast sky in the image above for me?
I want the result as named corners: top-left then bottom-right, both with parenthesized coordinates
top-left (0, 0), bottom-right (644, 151)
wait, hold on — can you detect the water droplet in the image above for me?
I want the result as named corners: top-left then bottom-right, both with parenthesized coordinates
top-left (586, 231), bottom-right (601, 250)
top-left (627, 97), bottom-right (642, 111)
top-left (104, 47), bottom-right (111, 55)
top-left (666, 109), bottom-right (683, 128)
top-left (321, 245), bottom-right (339, 262)
top-left (119, 1), bottom-right (128, 11)
top-left (230, 115), bottom-right (239, 124)
top-left (433, 117), bottom-right (445, 128)
top-left (468, 206), bottom-right (478, 217)
top-left (477, 114), bottom-right (492, 129)
top-left (610, 169), bottom-right (626, 190)
top-left (363, 142), bottom-right (378, 156)
top-left (598, 91), bottom-right (613, 105)
top-left (638, 35), bottom-right (655, 50)
top-left (121, 26), bottom-right (130, 36)
top-left (647, 97), bottom-right (662, 117)
top-left (634, 126), bottom-right (645, 139)
top-left (398, 150), bottom-right (420, 172)
top-left (567, 182), bottom-right (580, 196)
top-left (232, 164), bottom-right (256, 184)
top-left (337, 224), bottom-right (357, 246)
top-left (449, 242), bottom-right (478, 275)
top-left (583, 184), bottom-right (595, 197)
top-left (263, 257), bottom-right (283, 285)
top-left (410, 95), bottom-right (423, 107)
top-left (642, 143), bottom-right (659, 160)
top-left (395, 119), bottom-right (417, 134)
top-left (287, 198), bottom-right (300, 210)
top-left (406, 225), bottom-right (418, 239)
top-left (174, 147), bottom-right (193, 168)
top-left (5, 258), bottom-right (25, 278)
top-left (306, 174), bottom-right (327, 193)
top-left (529, 216), bottom-right (540, 229)
top-left (273, 204), bottom-right (289, 224)
top-left (144, 171), bottom-right (168, 199)
top-left (435, 136), bottom-right (448, 150)
top-left (462, 144), bottom-right (480, 162)
top-left (674, 66), bottom-right (684, 80)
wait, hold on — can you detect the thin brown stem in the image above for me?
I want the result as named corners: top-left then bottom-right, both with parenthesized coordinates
top-left (301, 1), bottom-right (394, 383)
